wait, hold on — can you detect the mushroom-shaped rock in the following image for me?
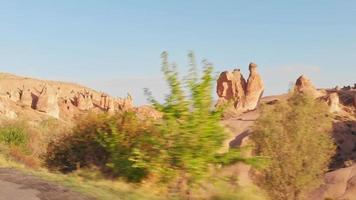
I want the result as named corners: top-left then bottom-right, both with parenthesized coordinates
top-left (244, 63), bottom-right (264, 111)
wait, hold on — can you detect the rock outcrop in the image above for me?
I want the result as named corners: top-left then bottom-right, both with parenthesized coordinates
top-left (75, 90), bottom-right (94, 111)
top-left (19, 86), bottom-right (34, 107)
top-left (36, 86), bottom-right (60, 118)
top-left (245, 63), bottom-right (264, 111)
top-left (309, 164), bottom-right (356, 200)
top-left (0, 73), bottom-right (136, 121)
top-left (294, 75), bottom-right (322, 98)
top-left (216, 62), bottom-right (264, 115)
top-left (294, 76), bottom-right (356, 113)
top-left (328, 92), bottom-right (341, 113)
top-left (117, 94), bottom-right (133, 111)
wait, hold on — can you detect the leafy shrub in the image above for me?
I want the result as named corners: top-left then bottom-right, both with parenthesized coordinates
top-left (0, 126), bottom-right (27, 146)
top-left (45, 112), bottom-right (155, 182)
top-left (144, 52), bottom-right (247, 186)
top-left (251, 93), bottom-right (335, 200)
top-left (45, 113), bottom-right (112, 173)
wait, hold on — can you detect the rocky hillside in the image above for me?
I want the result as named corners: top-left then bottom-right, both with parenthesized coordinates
top-left (217, 63), bottom-right (356, 200)
top-left (0, 73), bottom-right (133, 121)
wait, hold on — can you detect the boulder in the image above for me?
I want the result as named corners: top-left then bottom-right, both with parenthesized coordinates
top-left (244, 63), bottom-right (264, 111)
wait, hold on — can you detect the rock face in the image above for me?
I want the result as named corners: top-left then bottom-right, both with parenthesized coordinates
top-left (245, 63), bottom-right (264, 111)
top-left (36, 86), bottom-right (60, 118)
top-left (216, 63), bottom-right (264, 114)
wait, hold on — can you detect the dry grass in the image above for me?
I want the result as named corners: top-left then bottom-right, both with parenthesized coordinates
top-left (0, 154), bottom-right (164, 200)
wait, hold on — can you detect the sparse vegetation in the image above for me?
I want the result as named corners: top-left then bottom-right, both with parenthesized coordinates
top-left (251, 93), bottom-right (335, 200)
top-left (42, 52), bottom-right (260, 199)
top-left (0, 126), bottom-right (27, 146)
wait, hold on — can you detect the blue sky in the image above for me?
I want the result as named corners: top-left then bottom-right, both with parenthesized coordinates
top-left (0, 1), bottom-right (355, 105)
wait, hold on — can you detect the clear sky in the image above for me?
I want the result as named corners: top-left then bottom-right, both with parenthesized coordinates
top-left (0, 0), bottom-right (355, 105)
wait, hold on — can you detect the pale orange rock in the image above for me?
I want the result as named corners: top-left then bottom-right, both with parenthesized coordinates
top-left (216, 69), bottom-right (247, 109)
top-left (245, 63), bottom-right (264, 111)
top-left (232, 69), bottom-right (247, 109)
top-left (309, 164), bottom-right (356, 200)
top-left (294, 75), bottom-right (321, 97)
top-left (36, 86), bottom-right (60, 118)
top-left (76, 90), bottom-right (94, 111)
top-left (216, 63), bottom-right (264, 115)
top-left (0, 98), bottom-right (17, 119)
top-left (328, 92), bottom-right (341, 113)
top-left (216, 71), bottom-right (235, 101)
top-left (117, 94), bottom-right (134, 111)
top-left (19, 86), bottom-right (33, 107)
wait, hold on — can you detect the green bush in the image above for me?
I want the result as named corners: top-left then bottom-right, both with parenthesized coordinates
top-left (251, 93), bottom-right (335, 200)
top-left (0, 126), bottom-right (28, 146)
top-left (45, 112), bottom-right (154, 182)
top-left (144, 52), bottom-right (247, 186)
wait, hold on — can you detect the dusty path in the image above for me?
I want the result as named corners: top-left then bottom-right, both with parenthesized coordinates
top-left (0, 168), bottom-right (94, 200)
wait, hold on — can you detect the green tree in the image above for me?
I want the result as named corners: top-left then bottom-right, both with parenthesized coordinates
top-left (251, 93), bottom-right (335, 200)
top-left (144, 52), bottom-right (247, 191)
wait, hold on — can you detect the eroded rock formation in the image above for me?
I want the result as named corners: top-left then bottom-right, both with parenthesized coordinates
top-left (216, 62), bottom-right (264, 114)
top-left (294, 76), bottom-right (356, 113)
top-left (245, 63), bottom-right (264, 111)
top-left (75, 90), bottom-right (94, 111)
top-left (36, 86), bottom-right (60, 118)
top-left (327, 92), bottom-right (341, 113)
top-left (0, 73), bottom-right (136, 120)
top-left (19, 86), bottom-right (34, 107)
top-left (294, 75), bottom-right (321, 97)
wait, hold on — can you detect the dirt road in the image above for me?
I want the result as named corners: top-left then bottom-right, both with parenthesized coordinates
top-left (0, 168), bottom-right (94, 200)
